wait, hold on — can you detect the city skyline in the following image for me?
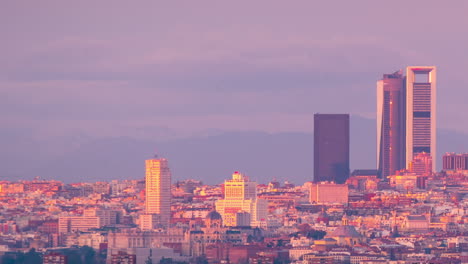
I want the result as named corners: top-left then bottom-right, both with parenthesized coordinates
top-left (3, 2), bottom-right (468, 183)
top-left (0, 2), bottom-right (467, 264)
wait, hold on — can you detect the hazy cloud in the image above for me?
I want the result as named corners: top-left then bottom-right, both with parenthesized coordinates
top-left (1, 0), bottom-right (468, 140)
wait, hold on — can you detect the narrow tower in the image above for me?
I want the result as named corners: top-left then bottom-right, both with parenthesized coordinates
top-left (405, 66), bottom-right (436, 172)
top-left (145, 156), bottom-right (171, 228)
top-left (377, 71), bottom-right (406, 178)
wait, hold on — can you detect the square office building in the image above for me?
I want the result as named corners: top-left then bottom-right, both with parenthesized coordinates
top-left (314, 114), bottom-right (350, 184)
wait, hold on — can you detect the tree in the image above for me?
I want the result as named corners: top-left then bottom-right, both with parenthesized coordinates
top-left (0, 250), bottom-right (42, 264)
top-left (145, 256), bottom-right (153, 264)
top-left (307, 229), bottom-right (326, 240)
top-left (276, 239), bottom-right (286, 247)
top-left (194, 255), bottom-right (208, 264)
top-left (24, 248), bottom-right (42, 264)
top-left (274, 259), bottom-right (291, 264)
top-left (159, 257), bottom-right (172, 264)
top-left (297, 223), bottom-right (312, 235)
top-left (79, 246), bottom-right (96, 264)
top-left (145, 249), bottom-right (156, 264)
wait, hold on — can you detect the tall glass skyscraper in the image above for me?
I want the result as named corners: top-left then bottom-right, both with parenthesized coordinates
top-left (314, 114), bottom-right (350, 184)
top-left (377, 71), bottom-right (406, 178)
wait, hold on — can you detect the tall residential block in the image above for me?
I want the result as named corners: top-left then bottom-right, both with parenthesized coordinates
top-left (377, 71), bottom-right (406, 178)
top-left (406, 66), bottom-right (436, 172)
top-left (145, 157), bottom-right (171, 228)
top-left (58, 216), bottom-right (100, 233)
top-left (377, 66), bottom-right (437, 177)
top-left (314, 114), bottom-right (350, 184)
top-left (443, 153), bottom-right (468, 171)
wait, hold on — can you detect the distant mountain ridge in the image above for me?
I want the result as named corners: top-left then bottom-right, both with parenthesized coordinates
top-left (1, 116), bottom-right (468, 184)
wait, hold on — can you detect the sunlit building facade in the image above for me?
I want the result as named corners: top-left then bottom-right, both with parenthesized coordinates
top-left (405, 66), bottom-right (436, 172)
top-left (215, 172), bottom-right (267, 227)
top-left (377, 66), bottom-right (436, 176)
top-left (309, 182), bottom-right (349, 204)
top-left (145, 157), bottom-right (171, 228)
top-left (58, 216), bottom-right (100, 233)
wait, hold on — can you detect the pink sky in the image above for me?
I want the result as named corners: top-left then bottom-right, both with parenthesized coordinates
top-left (2, 1), bottom-right (468, 139)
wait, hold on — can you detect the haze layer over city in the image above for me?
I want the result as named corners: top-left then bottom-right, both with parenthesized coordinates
top-left (1, 1), bottom-right (468, 264)
top-left (2, 1), bottom-right (468, 184)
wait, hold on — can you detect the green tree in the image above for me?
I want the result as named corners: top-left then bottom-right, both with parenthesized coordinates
top-left (194, 255), bottom-right (208, 264)
top-left (159, 257), bottom-right (173, 264)
top-left (1, 252), bottom-right (24, 264)
top-left (307, 229), bottom-right (326, 240)
top-left (79, 246), bottom-right (96, 264)
top-left (65, 249), bottom-right (82, 264)
top-left (297, 223), bottom-right (311, 235)
top-left (24, 248), bottom-right (42, 264)
top-left (145, 249), bottom-right (153, 264)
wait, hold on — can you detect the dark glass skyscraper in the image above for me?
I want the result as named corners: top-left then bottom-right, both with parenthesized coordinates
top-left (377, 71), bottom-right (406, 178)
top-left (314, 114), bottom-right (350, 184)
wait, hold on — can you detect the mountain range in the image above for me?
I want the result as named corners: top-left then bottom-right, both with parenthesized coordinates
top-left (2, 116), bottom-right (467, 184)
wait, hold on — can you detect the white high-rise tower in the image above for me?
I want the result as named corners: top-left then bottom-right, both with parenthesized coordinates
top-left (405, 66), bottom-right (436, 172)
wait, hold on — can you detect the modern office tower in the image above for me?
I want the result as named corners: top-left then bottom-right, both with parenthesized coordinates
top-left (377, 71), bottom-right (406, 178)
top-left (215, 172), bottom-right (267, 227)
top-left (314, 114), bottom-right (350, 184)
top-left (443, 153), bottom-right (468, 170)
top-left (144, 157), bottom-right (171, 228)
top-left (405, 66), bottom-right (436, 172)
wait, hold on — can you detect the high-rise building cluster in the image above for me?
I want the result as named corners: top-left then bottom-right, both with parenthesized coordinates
top-left (312, 66), bottom-right (437, 184)
top-left (377, 66), bottom-right (437, 178)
